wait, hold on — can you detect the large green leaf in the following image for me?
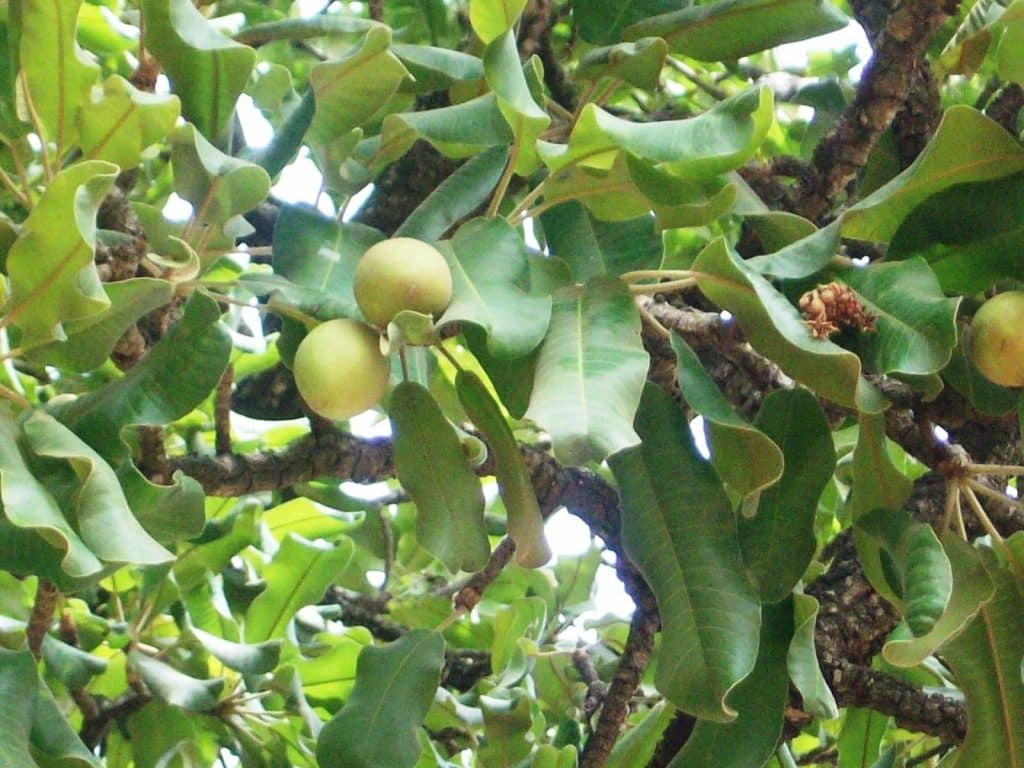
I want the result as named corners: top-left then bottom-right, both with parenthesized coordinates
top-left (745, 220), bottom-right (841, 280)
top-left (439, 217), bottom-right (551, 358)
top-left (483, 31), bottom-right (549, 175)
top-left (941, 539), bottom-right (1024, 768)
top-left (18, 0), bottom-right (98, 153)
top-left (666, 600), bottom-right (790, 768)
top-left (692, 238), bottom-right (886, 413)
top-left (787, 593), bottom-right (838, 719)
top-left (4, 161), bottom-right (116, 347)
top-left (576, 39), bottom-right (669, 90)
top-left (392, 381), bottom-right (490, 573)
top-left (479, 694), bottom-right (538, 767)
top-left (129, 652), bottom-right (224, 712)
top-left (317, 630), bottom-right (446, 768)
top-left (119, 463), bottom-right (205, 544)
top-left (308, 26), bottom-right (412, 145)
top-left (457, 370), bottom-right (551, 568)
top-left (141, 0), bottom-right (256, 140)
top-left (842, 107), bottom-right (1024, 243)
top-left (837, 259), bottom-right (960, 378)
top-left (526, 277), bottom-right (648, 466)
top-left (244, 533), bottom-right (354, 642)
top-left (539, 88), bottom-right (773, 178)
top-left (54, 294), bottom-right (231, 463)
top-left (609, 385), bottom-right (761, 721)
top-left (469, 0), bottom-right (528, 43)
top-left (30, 667), bottom-right (103, 767)
top-left (624, 0), bottom-right (848, 61)
top-left (78, 75), bottom-right (181, 168)
top-left (738, 389), bottom-right (834, 601)
top-left (673, 334), bottom-right (784, 499)
top-left (573, 0), bottom-right (679, 44)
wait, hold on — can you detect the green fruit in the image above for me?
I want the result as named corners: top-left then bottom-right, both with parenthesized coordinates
top-left (292, 319), bottom-right (390, 420)
top-left (353, 237), bottom-right (453, 328)
top-left (968, 291), bottom-right (1024, 388)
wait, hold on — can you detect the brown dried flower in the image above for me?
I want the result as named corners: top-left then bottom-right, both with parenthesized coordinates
top-left (798, 281), bottom-right (876, 339)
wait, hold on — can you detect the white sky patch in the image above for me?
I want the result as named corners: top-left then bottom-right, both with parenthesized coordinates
top-left (342, 183), bottom-right (375, 222)
top-left (162, 192), bottom-right (193, 221)
top-left (932, 424), bottom-right (950, 443)
top-left (773, 23), bottom-right (872, 80)
top-left (272, 148), bottom-right (336, 216)
top-left (236, 95), bottom-right (273, 149)
top-left (545, 509), bottom-right (593, 557)
top-left (690, 415), bottom-right (711, 459)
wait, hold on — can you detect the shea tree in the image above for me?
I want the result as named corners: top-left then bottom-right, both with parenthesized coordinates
top-left (0, 1), bottom-right (1022, 768)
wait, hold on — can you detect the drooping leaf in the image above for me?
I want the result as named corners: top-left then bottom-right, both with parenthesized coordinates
top-left (4, 161), bottom-right (116, 347)
top-left (457, 370), bottom-right (551, 568)
top-left (526, 277), bottom-right (648, 466)
top-left (41, 635), bottom-right (108, 690)
top-left (392, 381), bottom-right (490, 573)
top-left (244, 533), bottom-right (354, 642)
top-left (30, 669), bottom-right (103, 767)
top-left (788, 593), bottom-right (838, 719)
top-left (469, 0), bottom-right (528, 43)
top-left (308, 26), bottom-right (412, 145)
top-left (692, 238), bottom-right (886, 412)
top-left (673, 334), bottom-right (784, 499)
top-left (317, 630), bottom-right (446, 768)
top-left (745, 220), bottom-right (841, 279)
top-left (842, 107), bottom-right (1024, 243)
top-left (609, 385), bottom-right (761, 721)
top-left (391, 44), bottom-right (484, 92)
top-left (117, 463), bottom-right (206, 544)
top-left (141, 0), bottom-right (256, 140)
top-left (573, 0), bottom-right (679, 44)
top-left (439, 217), bottom-right (551, 358)
top-left (78, 75), bottom-right (181, 168)
top-left (576, 38), bottom-right (669, 90)
top-left (483, 31), bottom-right (550, 175)
top-left (624, 0), bottom-right (849, 61)
top-left (129, 651), bottom-right (224, 712)
top-left (234, 15), bottom-right (380, 46)
top-left (190, 627), bottom-right (282, 674)
top-left (739, 389), bottom-right (835, 601)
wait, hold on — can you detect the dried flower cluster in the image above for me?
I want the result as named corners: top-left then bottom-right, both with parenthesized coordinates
top-left (799, 281), bottom-right (877, 339)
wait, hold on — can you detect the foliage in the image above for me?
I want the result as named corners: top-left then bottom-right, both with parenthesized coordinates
top-left (0, 1), bottom-right (1021, 768)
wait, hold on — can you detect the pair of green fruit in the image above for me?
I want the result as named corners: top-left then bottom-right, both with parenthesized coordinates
top-left (292, 238), bottom-right (453, 420)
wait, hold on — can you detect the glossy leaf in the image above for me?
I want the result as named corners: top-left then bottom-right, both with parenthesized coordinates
top-left (573, 0), bottom-right (679, 44)
top-left (788, 593), bottom-right (838, 719)
top-left (625, 0), bottom-right (848, 61)
top-left (18, 0), bottom-right (99, 153)
top-left (190, 627), bottom-right (282, 674)
top-left (308, 26), bottom-right (412, 145)
top-left (576, 38), bottom-right (669, 90)
top-left (317, 630), bottom-right (446, 768)
top-left (129, 651), bottom-right (224, 712)
top-left (692, 238), bottom-right (886, 412)
top-left (609, 385), bottom-right (761, 721)
top-left (440, 217), bottom-right (551, 358)
top-left (170, 123), bottom-right (272, 226)
top-left (4, 161), bottom-right (116, 347)
top-left (526, 277), bottom-right (648, 466)
top-left (392, 381), bottom-right (490, 573)
top-left (739, 389), bottom-right (835, 601)
top-left (470, 0), bottom-right (528, 43)
top-left (244, 533), bottom-right (354, 642)
top-left (673, 334), bottom-right (784, 498)
top-left (78, 75), bottom-right (181, 168)
top-left (483, 31), bottom-right (550, 175)
top-left (141, 0), bottom-right (256, 140)
top-left (842, 107), bottom-right (1024, 243)
top-left (457, 370), bottom-right (551, 568)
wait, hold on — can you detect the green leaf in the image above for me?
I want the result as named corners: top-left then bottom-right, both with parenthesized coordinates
top-left (745, 220), bottom-right (841, 280)
top-left (939, 0), bottom-right (1012, 74)
top-left (576, 39), bottom-right (669, 90)
top-left (837, 708), bottom-right (889, 768)
top-left (251, 89), bottom-right (316, 178)
top-left (842, 107), bottom-right (1024, 243)
top-left (609, 385), bottom-right (761, 721)
top-left (490, 596), bottom-right (547, 677)
top-left (941, 539), bottom-right (1024, 768)
top-left (439, 217), bottom-right (551, 358)
top-left (787, 593), bottom-right (838, 719)
top-left (129, 651), bottom-right (224, 712)
top-left (673, 334), bottom-right (784, 498)
top-left (624, 0), bottom-right (849, 61)
top-left (526, 277), bottom-right (648, 466)
top-left (479, 694), bottom-right (538, 768)
top-left (392, 381), bottom-right (490, 573)
top-left (141, 0), bottom-right (256, 140)
top-left (484, 31), bottom-right (550, 175)
top-left (738, 389), bottom-right (835, 601)
top-left (173, 502), bottom-right (260, 593)
top-left (234, 15), bottom-right (380, 46)
top-left (837, 259), bottom-right (960, 378)
top-left (170, 123), bottom-right (271, 226)
top-left (118, 464), bottom-right (206, 543)
top-left (539, 87), bottom-right (773, 178)
top-left (457, 371), bottom-right (551, 568)
top-left (573, 0), bottom-right (679, 45)
top-left (666, 600), bottom-right (791, 768)
top-left (883, 535), bottom-right (995, 667)
top-left (396, 146), bottom-right (510, 241)
top-left (18, 0), bottom-right (99, 153)
top-left (291, 629), bottom-right (371, 706)
top-left (31, 278), bottom-right (174, 372)
top-left (78, 75), bottom-right (181, 168)
top-left (190, 627), bottom-right (281, 674)
top-left (317, 630), bottom-right (446, 768)
top-left (606, 701), bottom-right (676, 768)
top-left (244, 533), bottom-right (354, 642)
top-left (692, 238), bottom-right (886, 413)
top-left (469, 0), bottom-right (528, 43)
top-left (4, 161), bottom-right (117, 347)
top-left (308, 26), bottom-right (412, 145)
top-left (30, 670), bottom-right (103, 767)
top-left (943, 342), bottom-right (1021, 417)
top-left (41, 635), bottom-right (108, 690)
top-left (856, 508), bottom-right (952, 636)
top-left (391, 44), bottom-right (484, 92)
top-left (542, 202), bottom-right (663, 283)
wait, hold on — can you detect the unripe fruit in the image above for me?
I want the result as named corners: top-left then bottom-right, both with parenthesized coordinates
top-left (353, 238), bottom-right (453, 328)
top-left (292, 319), bottom-right (390, 420)
top-left (968, 291), bottom-right (1024, 388)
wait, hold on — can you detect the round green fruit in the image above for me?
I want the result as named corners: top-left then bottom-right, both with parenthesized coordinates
top-left (292, 319), bottom-right (390, 420)
top-left (968, 291), bottom-right (1024, 388)
top-left (353, 237), bottom-right (453, 328)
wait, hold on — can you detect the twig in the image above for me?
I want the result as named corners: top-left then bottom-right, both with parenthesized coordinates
top-left (27, 579), bottom-right (58, 659)
top-left (215, 363), bottom-right (234, 455)
top-left (452, 537), bottom-right (517, 613)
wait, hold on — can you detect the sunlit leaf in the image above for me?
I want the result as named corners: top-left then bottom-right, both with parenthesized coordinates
top-left (483, 31), bottom-right (549, 175)
top-left (469, 0), bottom-right (528, 43)
top-left (78, 75), bottom-right (181, 168)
